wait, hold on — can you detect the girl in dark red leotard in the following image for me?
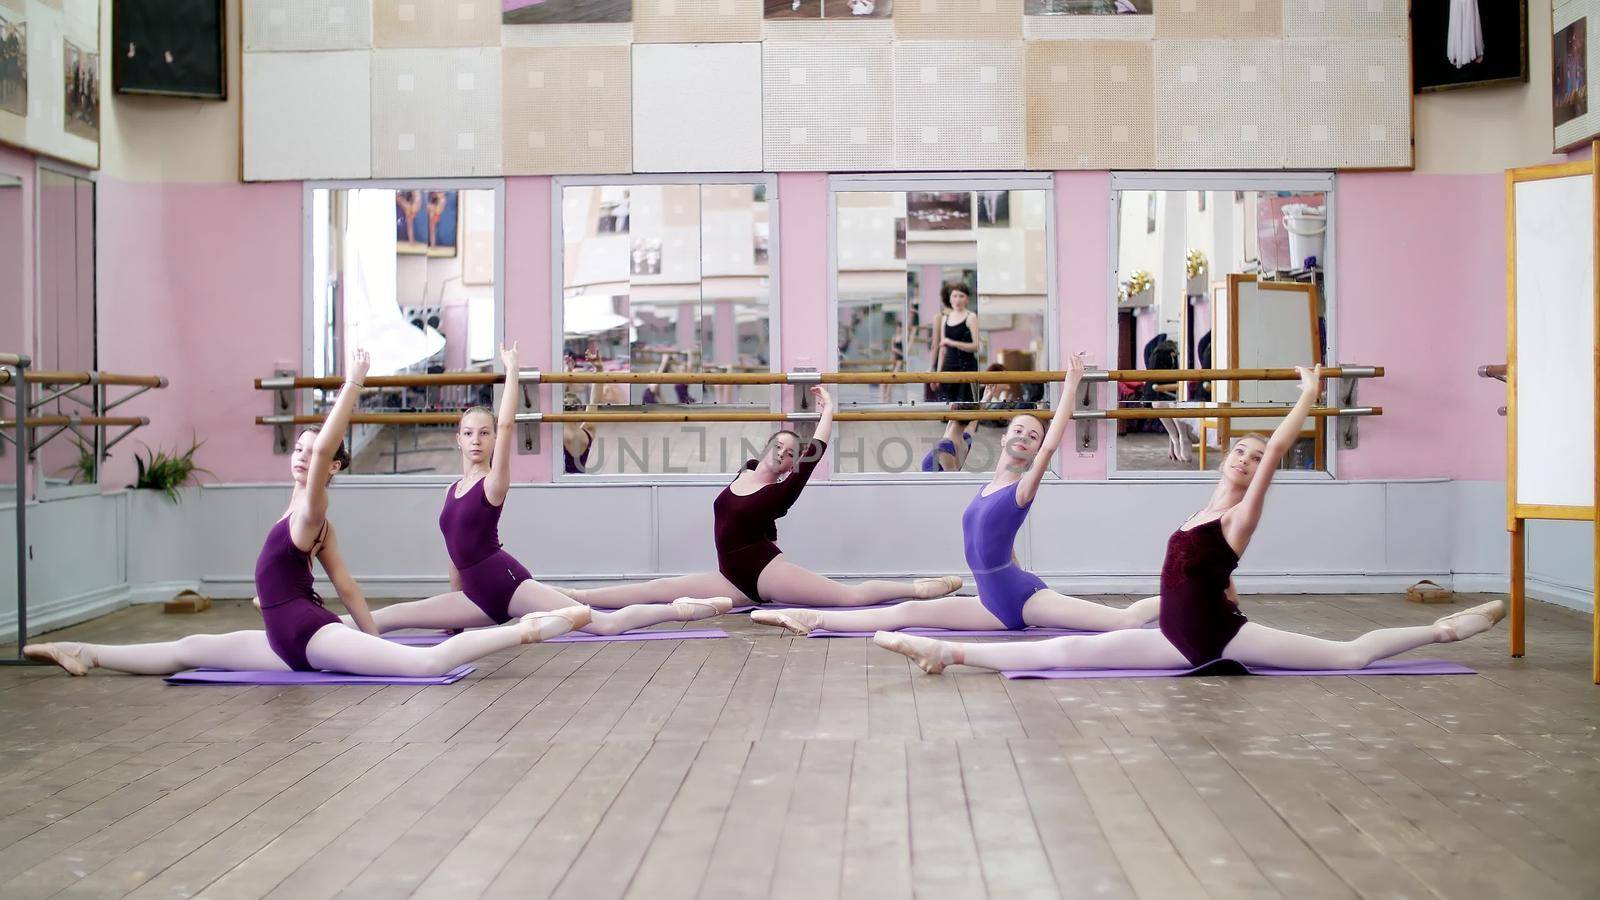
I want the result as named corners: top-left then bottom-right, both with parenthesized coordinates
top-left (877, 362), bottom-right (1504, 675)
top-left (23, 349), bottom-right (586, 678)
top-left (557, 385), bottom-right (965, 608)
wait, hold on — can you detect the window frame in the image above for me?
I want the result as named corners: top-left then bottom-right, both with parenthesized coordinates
top-left (33, 158), bottom-right (99, 501)
top-left (300, 178), bottom-right (507, 485)
top-left (1105, 171), bottom-right (1338, 482)
top-left (550, 172), bottom-right (783, 485)
top-left (826, 171), bottom-right (1059, 483)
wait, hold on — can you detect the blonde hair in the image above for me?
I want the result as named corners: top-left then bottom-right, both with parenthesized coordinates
top-left (460, 406), bottom-right (495, 428)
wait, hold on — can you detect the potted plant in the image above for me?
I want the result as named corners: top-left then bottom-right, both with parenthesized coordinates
top-left (129, 437), bottom-right (211, 503)
top-left (1186, 249), bottom-right (1208, 295)
top-left (1119, 269), bottom-right (1154, 307)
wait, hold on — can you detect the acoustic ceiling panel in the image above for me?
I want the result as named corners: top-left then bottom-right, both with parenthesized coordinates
top-left (762, 39), bottom-right (895, 171)
top-left (1283, 38), bottom-right (1411, 168)
top-left (370, 47), bottom-right (502, 177)
top-left (1281, 0), bottom-right (1406, 38)
top-left (894, 40), bottom-right (1024, 169)
top-left (243, 0), bottom-right (373, 51)
top-left (894, 0), bottom-right (1023, 40)
top-left (1154, 0), bottom-right (1283, 38)
top-left (632, 42), bottom-right (763, 172)
top-left (243, 50), bottom-right (371, 180)
top-left (1024, 40), bottom-right (1154, 169)
top-left (632, 0), bottom-right (762, 43)
top-left (1023, 13), bottom-right (1155, 40)
top-left (372, 0), bottom-right (500, 47)
top-left (762, 19), bottom-right (895, 42)
top-left (1154, 39), bottom-right (1284, 168)
top-left (501, 23), bottom-right (634, 46)
top-left (503, 46), bottom-right (632, 174)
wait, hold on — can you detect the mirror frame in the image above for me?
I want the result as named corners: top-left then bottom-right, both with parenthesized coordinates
top-left (33, 159), bottom-right (99, 501)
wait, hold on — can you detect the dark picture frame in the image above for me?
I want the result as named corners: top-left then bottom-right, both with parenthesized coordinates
top-left (112, 0), bottom-right (227, 100)
top-left (1412, 0), bottom-right (1528, 93)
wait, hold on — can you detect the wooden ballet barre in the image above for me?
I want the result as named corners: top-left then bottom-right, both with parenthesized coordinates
top-left (23, 371), bottom-right (168, 388)
top-left (255, 370), bottom-right (789, 389)
top-left (0, 415), bottom-right (150, 428)
top-left (1077, 406), bottom-right (1381, 421)
top-left (0, 352), bottom-right (27, 368)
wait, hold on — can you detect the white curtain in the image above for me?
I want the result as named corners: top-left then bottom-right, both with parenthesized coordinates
top-left (1447, 0), bottom-right (1484, 69)
top-left (342, 189), bottom-right (445, 375)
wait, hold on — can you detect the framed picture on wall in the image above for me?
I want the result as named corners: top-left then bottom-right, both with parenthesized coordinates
top-left (765, 0), bottom-right (892, 20)
top-left (1413, 0), bottom-right (1528, 93)
top-left (1024, 0), bottom-right (1150, 13)
top-left (0, 11), bottom-right (25, 118)
top-left (503, 0), bottom-right (631, 24)
top-left (1555, 18), bottom-right (1589, 130)
top-left (113, 0), bottom-right (227, 99)
top-left (63, 40), bottom-right (100, 141)
top-left (396, 190), bottom-right (459, 258)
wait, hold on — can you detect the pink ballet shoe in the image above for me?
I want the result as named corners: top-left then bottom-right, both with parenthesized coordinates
top-left (23, 642), bottom-right (94, 676)
top-left (914, 575), bottom-right (963, 599)
top-left (751, 608), bottom-right (823, 636)
top-left (873, 631), bottom-right (955, 674)
top-left (1433, 600), bottom-right (1505, 643)
top-left (671, 596), bottom-right (733, 621)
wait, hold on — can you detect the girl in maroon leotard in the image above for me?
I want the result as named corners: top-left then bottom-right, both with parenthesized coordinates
top-left (557, 385), bottom-right (964, 608)
top-left (23, 349), bottom-right (587, 678)
top-left (877, 363), bottom-right (1504, 675)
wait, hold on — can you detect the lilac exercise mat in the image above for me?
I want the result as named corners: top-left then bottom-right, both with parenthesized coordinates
top-left (165, 665), bottom-right (476, 686)
top-left (385, 628), bottom-right (728, 647)
top-left (810, 627), bottom-right (1096, 639)
top-left (1001, 658), bottom-right (1477, 680)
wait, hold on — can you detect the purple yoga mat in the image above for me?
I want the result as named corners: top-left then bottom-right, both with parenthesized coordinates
top-left (386, 628), bottom-right (728, 647)
top-left (810, 627), bottom-right (1096, 639)
top-left (1001, 658), bottom-right (1477, 680)
top-left (165, 665), bottom-right (476, 686)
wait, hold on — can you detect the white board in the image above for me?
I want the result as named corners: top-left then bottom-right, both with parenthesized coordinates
top-left (1514, 174), bottom-right (1596, 508)
top-left (1233, 280), bottom-right (1316, 432)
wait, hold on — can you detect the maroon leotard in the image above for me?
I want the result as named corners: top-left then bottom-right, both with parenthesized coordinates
top-left (713, 439), bottom-right (827, 603)
top-left (440, 478), bottom-right (530, 623)
top-left (1157, 517), bottom-right (1248, 666)
top-left (255, 517), bottom-right (340, 672)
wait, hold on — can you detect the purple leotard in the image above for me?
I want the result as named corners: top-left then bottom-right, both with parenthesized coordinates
top-left (962, 481), bottom-right (1048, 630)
top-left (1157, 518), bottom-right (1248, 666)
top-left (255, 517), bottom-right (340, 672)
top-left (713, 440), bottom-right (827, 603)
top-left (440, 478), bottom-right (531, 622)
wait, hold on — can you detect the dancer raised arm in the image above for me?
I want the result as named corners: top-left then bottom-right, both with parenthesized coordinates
top-left (876, 364), bottom-right (1505, 674)
top-left (753, 356), bottom-right (1158, 636)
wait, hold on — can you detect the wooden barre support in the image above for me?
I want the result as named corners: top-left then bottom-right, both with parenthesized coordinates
top-left (23, 371), bottom-right (168, 387)
top-left (258, 406), bottom-right (1380, 427)
top-left (0, 415), bottom-right (151, 428)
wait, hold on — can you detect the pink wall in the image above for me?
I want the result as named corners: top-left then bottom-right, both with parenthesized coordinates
top-left (502, 176), bottom-right (552, 482)
top-left (0, 145), bottom-right (30, 493)
top-left (1055, 171), bottom-right (1111, 479)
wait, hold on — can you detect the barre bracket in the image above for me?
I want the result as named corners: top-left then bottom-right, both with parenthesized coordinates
top-left (518, 368), bottom-right (541, 455)
top-left (272, 368), bottom-right (296, 455)
top-left (1334, 363), bottom-right (1369, 450)
top-left (1075, 370), bottom-right (1100, 453)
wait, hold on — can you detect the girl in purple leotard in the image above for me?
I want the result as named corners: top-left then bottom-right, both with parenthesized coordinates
top-left (24, 349), bottom-right (588, 678)
top-left (750, 358), bottom-right (1159, 637)
top-left (359, 343), bottom-right (732, 635)
top-left (876, 362), bottom-right (1505, 675)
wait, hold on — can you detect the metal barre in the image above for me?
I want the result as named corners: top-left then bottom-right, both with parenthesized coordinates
top-left (256, 366), bottom-right (1384, 390)
top-left (258, 406), bottom-right (1382, 426)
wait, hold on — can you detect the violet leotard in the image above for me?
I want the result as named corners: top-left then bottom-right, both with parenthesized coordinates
top-left (440, 478), bottom-right (532, 622)
top-left (962, 481), bottom-right (1048, 630)
top-left (255, 517), bottom-right (340, 672)
top-left (1157, 518), bottom-right (1248, 666)
top-left (712, 440), bottom-right (827, 603)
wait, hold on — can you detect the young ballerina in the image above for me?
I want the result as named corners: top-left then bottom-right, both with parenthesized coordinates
top-left (555, 385), bottom-right (964, 608)
top-left (754, 358), bottom-right (1157, 636)
top-left (875, 363), bottom-right (1505, 674)
top-left (359, 343), bottom-right (732, 636)
top-left (22, 349), bottom-right (589, 677)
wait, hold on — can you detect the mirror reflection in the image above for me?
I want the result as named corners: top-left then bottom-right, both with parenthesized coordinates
top-left (311, 187), bottom-right (499, 474)
top-left (1113, 188), bottom-right (1329, 474)
top-left (834, 189), bottom-right (1050, 475)
top-left (560, 182), bottom-right (775, 475)
top-left (36, 170), bottom-right (96, 491)
top-left (0, 174), bottom-right (20, 503)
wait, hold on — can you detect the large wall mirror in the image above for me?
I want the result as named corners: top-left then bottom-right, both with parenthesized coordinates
top-left (35, 168), bottom-right (96, 493)
top-left (0, 173), bottom-right (21, 503)
top-left (557, 178), bottom-right (777, 477)
top-left (832, 180), bottom-right (1052, 476)
top-left (308, 184), bottom-right (501, 475)
top-left (1110, 176), bottom-right (1332, 475)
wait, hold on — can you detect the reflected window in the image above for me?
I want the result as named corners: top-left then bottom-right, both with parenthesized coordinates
top-left (36, 169), bottom-right (96, 491)
top-left (558, 179), bottom-right (777, 476)
top-left (832, 182), bottom-right (1052, 475)
top-left (309, 185), bottom-right (501, 475)
top-left (1111, 178), bottom-right (1332, 475)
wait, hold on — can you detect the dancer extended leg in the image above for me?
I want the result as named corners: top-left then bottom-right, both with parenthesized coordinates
top-left (508, 579), bottom-right (730, 635)
top-left (755, 595), bottom-right (1005, 635)
top-left (556, 572), bottom-right (747, 607)
top-left (362, 592), bottom-right (496, 633)
top-left (1020, 591), bottom-right (1160, 631)
top-left (305, 610), bottom-right (586, 676)
top-left (874, 628), bottom-right (1190, 674)
top-left (756, 558), bottom-right (962, 608)
top-left (1219, 601), bottom-right (1504, 670)
top-left (25, 630), bottom-right (291, 675)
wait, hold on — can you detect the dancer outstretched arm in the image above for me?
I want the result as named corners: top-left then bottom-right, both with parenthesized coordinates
top-left (482, 342), bottom-right (521, 507)
top-left (1220, 364), bottom-right (1320, 551)
top-left (1013, 353), bottom-right (1082, 506)
top-left (316, 523), bottom-right (378, 636)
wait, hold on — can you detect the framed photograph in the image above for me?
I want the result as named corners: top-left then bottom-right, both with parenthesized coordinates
top-left (1413, 0), bottom-right (1528, 93)
top-left (765, 0), bottom-right (891, 19)
top-left (1024, 0), bottom-right (1150, 14)
top-left (1555, 18), bottom-right (1588, 130)
top-left (0, 11), bottom-right (25, 118)
top-left (631, 237), bottom-right (662, 276)
top-left (63, 41), bottom-right (100, 141)
top-left (113, 0), bottom-right (227, 99)
top-left (894, 217), bottom-right (906, 259)
top-left (907, 191), bottom-right (972, 231)
top-left (503, 0), bottom-right (631, 25)
top-left (1145, 192), bottom-right (1157, 234)
top-left (976, 191), bottom-right (1010, 228)
top-left (396, 190), bottom-right (459, 257)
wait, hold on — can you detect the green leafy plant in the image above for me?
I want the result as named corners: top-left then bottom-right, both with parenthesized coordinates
top-left (54, 439), bottom-right (97, 485)
top-left (129, 437), bottom-right (211, 503)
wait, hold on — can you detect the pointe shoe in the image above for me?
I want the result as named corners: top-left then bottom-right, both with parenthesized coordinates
top-left (914, 575), bottom-right (963, 599)
top-left (671, 596), bottom-right (733, 621)
top-left (751, 608), bottom-right (824, 636)
top-left (1433, 600), bottom-right (1506, 642)
top-left (873, 631), bottom-right (954, 674)
top-left (22, 642), bottom-right (94, 676)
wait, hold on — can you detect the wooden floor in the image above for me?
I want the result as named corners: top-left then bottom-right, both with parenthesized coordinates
top-left (0, 594), bottom-right (1597, 899)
